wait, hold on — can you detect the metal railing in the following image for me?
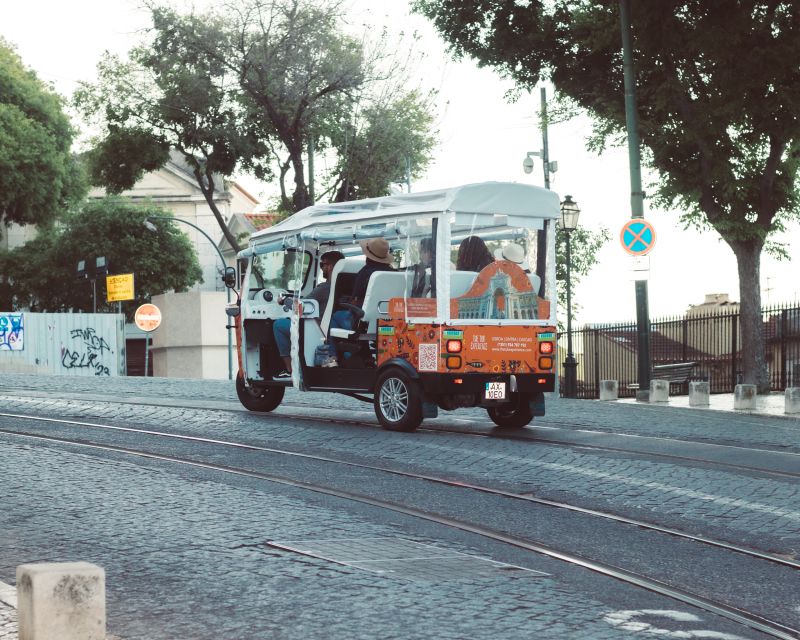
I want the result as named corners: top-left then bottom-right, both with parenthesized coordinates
top-left (558, 300), bottom-right (800, 398)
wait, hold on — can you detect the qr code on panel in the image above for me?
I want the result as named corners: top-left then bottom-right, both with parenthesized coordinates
top-left (418, 343), bottom-right (439, 372)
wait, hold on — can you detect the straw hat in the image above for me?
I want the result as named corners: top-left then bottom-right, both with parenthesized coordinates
top-left (494, 244), bottom-right (530, 271)
top-left (360, 238), bottom-right (393, 264)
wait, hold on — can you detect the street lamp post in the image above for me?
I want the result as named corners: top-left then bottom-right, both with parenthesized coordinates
top-left (560, 195), bottom-right (581, 399)
top-left (144, 217), bottom-right (233, 381)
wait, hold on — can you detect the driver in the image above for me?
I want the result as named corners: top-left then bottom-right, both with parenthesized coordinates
top-left (272, 250), bottom-right (344, 379)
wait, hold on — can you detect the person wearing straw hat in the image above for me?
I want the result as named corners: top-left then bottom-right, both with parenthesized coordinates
top-left (494, 243), bottom-right (531, 273)
top-left (329, 237), bottom-right (395, 335)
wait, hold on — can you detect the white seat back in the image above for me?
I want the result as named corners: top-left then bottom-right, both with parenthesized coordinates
top-left (450, 271), bottom-right (478, 298)
top-left (360, 271), bottom-right (415, 335)
top-left (528, 273), bottom-right (541, 295)
top-left (319, 257), bottom-right (364, 337)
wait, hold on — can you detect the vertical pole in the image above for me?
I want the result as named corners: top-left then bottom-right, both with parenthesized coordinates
top-left (780, 309), bottom-right (787, 389)
top-left (619, 0), bottom-right (651, 392)
top-left (92, 279), bottom-right (97, 314)
top-left (308, 134), bottom-right (315, 205)
top-left (563, 229), bottom-right (577, 398)
top-left (226, 286), bottom-right (233, 381)
top-left (144, 333), bottom-right (150, 378)
top-left (730, 312), bottom-right (738, 390)
top-left (406, 156), bottom-right (412, 193)
top-left (536, 87), bottom-right (550, 298)
top-left (540, 87), bottom-right (551, 190)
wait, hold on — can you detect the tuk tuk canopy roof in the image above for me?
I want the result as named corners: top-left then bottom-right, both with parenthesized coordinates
top-left (249, 182), bottom-right (561, 250)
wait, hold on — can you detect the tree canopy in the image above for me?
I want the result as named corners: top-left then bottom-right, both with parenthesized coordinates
top-left (0, 38), bottom-right (86, 235)
top-left (76, 0), bottom-right (437, 254)
top-left (414, 0), bottom-right (800, 389)
top-left (0, 198), bottom-right (202, 319)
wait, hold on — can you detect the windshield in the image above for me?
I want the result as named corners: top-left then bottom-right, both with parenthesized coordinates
top-left (249, 248), bottom-right (311, 292)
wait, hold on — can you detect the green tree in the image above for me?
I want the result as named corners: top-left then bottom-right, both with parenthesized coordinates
top-left (74, 24), bottom-right (266, 253)
top-left (4, 198), bottom-right (202, 319)
top-left (414, 0), bottom-right (800, 391)
top-left (76, 0), bottom-right (437, 230)
top-left (327, 89), bottom-right (437, 202)
top-left (0, 38), bottom-right (85, 235)
top-left (556, 226), bottom-right (611, 325)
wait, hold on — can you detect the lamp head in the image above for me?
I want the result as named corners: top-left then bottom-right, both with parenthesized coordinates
top-left (560, 195), bottom-right (581, 230)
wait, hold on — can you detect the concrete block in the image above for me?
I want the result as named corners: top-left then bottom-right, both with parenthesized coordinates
top-left (599, 380), bottom-right (619, 401)
top-left (17, 562), bottom-right (105, 640)
top-left (650, 379), bottom-right (669, 403)
top-left (734, 384), bottom-right (757, 410)
top-left (689, 381), bottom-right (710, 407)
top-left (635, 390), bottom-right (650, 403)
top-left (786, 387), bottom-right (800, 415)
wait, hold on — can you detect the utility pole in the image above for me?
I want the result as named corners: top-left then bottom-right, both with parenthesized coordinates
top-left (307, 134), bottom-right (315, 205)
top-left (523, 87), bottom-right (557, 297)
top-left (619, 0), bottom-right (652, 393)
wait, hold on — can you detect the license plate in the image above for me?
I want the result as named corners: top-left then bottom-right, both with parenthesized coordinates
top-left (485, 382), bottom-right (506, 400)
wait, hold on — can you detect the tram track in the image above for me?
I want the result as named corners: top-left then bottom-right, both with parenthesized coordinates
top-left (3, 391), bottom-right (799, 479)
top-left (0, 416), bottom-right (797, 640)
top-left (0, 410), bottom-right (797, 572)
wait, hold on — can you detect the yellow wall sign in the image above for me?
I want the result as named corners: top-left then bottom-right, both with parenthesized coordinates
top-left (106, 273), bottom-right (135, 302)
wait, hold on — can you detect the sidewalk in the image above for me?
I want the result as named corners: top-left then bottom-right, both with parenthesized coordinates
top-left (618, 389), bottom-right (798, 419)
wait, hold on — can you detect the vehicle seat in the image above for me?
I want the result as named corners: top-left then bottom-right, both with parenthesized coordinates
top-left (328, 271), bottom-right (414, 341)
top-left (528, 273), bottom-right (541, 295)
top-left (450, 271), bottom-right (478, 297)
top-left (319, 257), bottom-right (364, 338)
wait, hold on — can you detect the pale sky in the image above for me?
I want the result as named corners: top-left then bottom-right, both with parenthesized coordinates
top-left (2, 0), bottom-right (798, 324)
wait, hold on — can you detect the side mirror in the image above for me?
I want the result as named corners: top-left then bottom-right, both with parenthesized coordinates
top-left (223, 266), bottom-right (237, 289)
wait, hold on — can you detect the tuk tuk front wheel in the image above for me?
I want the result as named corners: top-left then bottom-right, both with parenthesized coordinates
top-left (487, 393), bottom-right (533, 429)
top-left (236, 374), bottom-right (285, 412)
top-left (374, 369), bottom-right (423, 432)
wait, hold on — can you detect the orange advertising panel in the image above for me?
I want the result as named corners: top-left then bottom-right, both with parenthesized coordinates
top-left (376, 321), bottom-right (556, 375)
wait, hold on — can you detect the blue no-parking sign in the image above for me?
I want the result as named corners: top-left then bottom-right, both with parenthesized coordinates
top-left (620, 219), bottom-right (656, 256)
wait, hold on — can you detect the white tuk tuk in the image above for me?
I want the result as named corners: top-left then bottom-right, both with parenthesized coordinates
top-left (225, 182), bottom-right (560, 432)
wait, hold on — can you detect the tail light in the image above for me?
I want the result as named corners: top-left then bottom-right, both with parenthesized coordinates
top-left (446, 340), bottom-right (462, 353)
top-left (539, 341), bottom-right (554, 354)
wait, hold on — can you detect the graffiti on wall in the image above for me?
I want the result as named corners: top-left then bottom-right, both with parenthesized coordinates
top-left (0, 313), bottom-right (24, 351)
top-left (61, 327), bottom-right (112, 376)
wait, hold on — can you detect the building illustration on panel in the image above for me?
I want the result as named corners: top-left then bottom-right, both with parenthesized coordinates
top-left (456, 269), bottom-right (537, 320)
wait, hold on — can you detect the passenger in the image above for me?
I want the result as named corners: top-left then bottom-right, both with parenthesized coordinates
top-left (456, 235), bottom-right (494, 272)
top-left (273, 250), bottom-right (344, 379)
top-left (410, 236), bottom-right (434, 297)
top-left (494, 243), bottom-right (531, 273)
top-left (329, 237), bottom-right (395, 334)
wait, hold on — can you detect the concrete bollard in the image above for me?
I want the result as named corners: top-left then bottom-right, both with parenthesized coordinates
top-left (689, 381), bottom-right (710, 407)
top-left (17, 562), bottom-right (105, 640)
top-left (635, 390), bottom-right (650, 403)
top-left (786, 387), bottom-right (800, 415)
top-left (649, 379), bottom-right (669, 403)
top-left (599, 380), bottom-right (619, 401)
top-left (734, 384), bottom-right (757, 410)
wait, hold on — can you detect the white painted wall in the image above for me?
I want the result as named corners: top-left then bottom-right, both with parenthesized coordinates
top-left (149, 291), bottom-right (231, 379)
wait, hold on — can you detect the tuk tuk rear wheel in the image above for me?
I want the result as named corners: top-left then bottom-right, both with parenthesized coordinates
top-left (487, 393), bottom-right (533, 429)
top-left (236, 374), bottom-right (285, 412)
top-left (374, 369), bottom-right (423, 432)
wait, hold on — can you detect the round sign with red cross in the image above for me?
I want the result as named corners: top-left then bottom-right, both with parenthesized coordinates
top-left (620, 219), bottom-right (657, 256)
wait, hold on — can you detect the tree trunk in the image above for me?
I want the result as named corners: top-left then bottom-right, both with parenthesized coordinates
top-left (731, 240), bottom-right (770, 393)
top-left (288, 141), bottom-right (310, 212)
top-left (194, 169), bottom-right (241, 255)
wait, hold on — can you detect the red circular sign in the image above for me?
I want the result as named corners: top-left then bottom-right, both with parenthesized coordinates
top-left (620, 219), bottom-right (657, 256)
top-left (134, 303), bottom-right (162, 332)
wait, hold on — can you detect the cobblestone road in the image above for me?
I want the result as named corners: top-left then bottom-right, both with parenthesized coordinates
top-left (0, 373), bottom-right (796, 639)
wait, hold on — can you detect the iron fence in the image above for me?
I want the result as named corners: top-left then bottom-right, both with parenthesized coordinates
top-left (557, 300), bottom-right (800, 398)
